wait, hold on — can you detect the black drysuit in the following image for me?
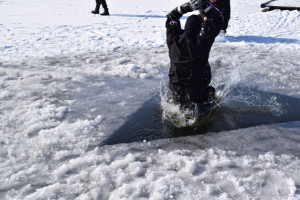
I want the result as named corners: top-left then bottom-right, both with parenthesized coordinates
top-left (166, 14), bottom-right (222, 108)
top-left (214, 0), bottom-right (231, 31)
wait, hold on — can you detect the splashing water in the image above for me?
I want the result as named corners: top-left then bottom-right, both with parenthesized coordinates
top-left (216, 85), bottom-right (286, 117)
top-left (159, 79), bottom-right (198, 127)
top-left (159, 74), bottom-right (286, 129)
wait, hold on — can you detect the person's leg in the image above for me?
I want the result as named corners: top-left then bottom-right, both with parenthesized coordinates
top-left (188, 86), bottom-right (207, 103)
top-left (189, 85), bottom-right (215, 103)
top-left (91, 0), bottom-right (100, 14)
top-left (205, 86), bottom-right (215, 102)
top-left (191, 86), bottom-right (216, 117)
top-left (100, 0), bottom-right (109, 15)
top-left (169, 83), bottom-right (194, 110)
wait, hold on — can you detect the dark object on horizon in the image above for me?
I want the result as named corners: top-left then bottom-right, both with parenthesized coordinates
top-left (91, 0), bottom-right (109, 15)
top-left (261, 0), bottom-right (300, 12)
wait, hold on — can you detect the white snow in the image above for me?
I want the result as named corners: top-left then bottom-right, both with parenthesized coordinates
top-left (269, 0), bottom-right (300, 7)
top-left (1, 0), bottom-right (300, 199)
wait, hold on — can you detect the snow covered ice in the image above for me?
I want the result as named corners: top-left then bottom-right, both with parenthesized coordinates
top-left (1, 0), bottom-right (300, 199)
top-left (269, 0), bottom-right (300, 7)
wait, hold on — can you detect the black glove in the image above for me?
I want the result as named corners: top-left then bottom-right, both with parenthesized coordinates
top-left (199, 1), bottom-right (224, 21)
top-left (166, 7), bottom-right (183, 21)
top-left (188, 0), bottom-right (210, 11)
top-left (165, 17), bottom-right (181, 29)
top-left (167, 2), bottom-right (194, 21)
top-left (180, 2), bottom-right (193, 13)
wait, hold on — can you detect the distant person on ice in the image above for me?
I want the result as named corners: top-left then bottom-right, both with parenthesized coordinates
top-left (166, 0), bottom-right (223, 112)
top-left (91, 0), bottom-right (109, 15)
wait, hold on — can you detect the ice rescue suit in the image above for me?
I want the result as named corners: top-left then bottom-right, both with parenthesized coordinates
top-left (166, 14), bottom-right (221, 108)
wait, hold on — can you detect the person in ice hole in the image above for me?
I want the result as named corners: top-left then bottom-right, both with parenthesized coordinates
top-left (91, 0), bottom-right (109, 15)
top-left (212, 0), bottom-right (231, 33)
top-left (166, 0), bottom-right (224, 115)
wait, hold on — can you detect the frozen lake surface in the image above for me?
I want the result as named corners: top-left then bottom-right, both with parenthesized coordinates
top-left (1, 0), bottom-right (300, 199)
top-left (269, 0), bottom-right (300, 7)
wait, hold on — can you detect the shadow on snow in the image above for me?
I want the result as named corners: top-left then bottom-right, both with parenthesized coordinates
top-left (225, 35), bottom-right (300, 44)
top-left (111, 14), bottom-right (166, 19)
top-left (110, 14), bottom-right (188, 19)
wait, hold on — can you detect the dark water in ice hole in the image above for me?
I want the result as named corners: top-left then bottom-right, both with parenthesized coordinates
top-left (103, 85), bottom-right (300, 145)
top-left (66, 76), bottom-right (300, 146)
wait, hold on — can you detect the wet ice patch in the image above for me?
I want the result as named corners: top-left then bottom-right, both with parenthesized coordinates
top-left (0, 48), bottom-right (168, 198)
top-left (210, 43), bottom-right (300, 98)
